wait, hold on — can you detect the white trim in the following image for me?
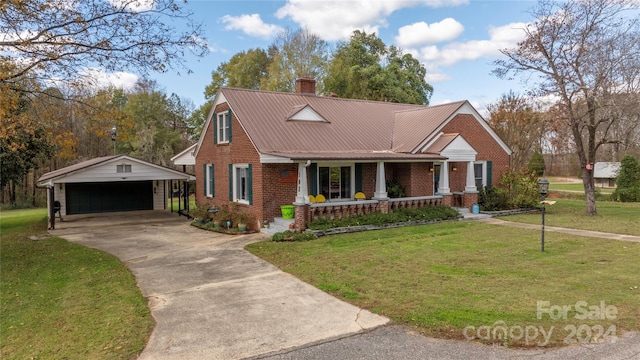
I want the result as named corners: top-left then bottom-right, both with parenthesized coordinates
top-left (413, 101), bottom-right (512, 156)
top-left (474, 161), bottom-right (487, 188)
top-left (439, 135), bottom-right (477, 162)
top-left (259, 153), bottom-right (294, 163)
top-left (171, 143), bottom-right (196, 166)
top-left (194, 92), bottom-right (226, 158)
top-left (216, 111), bottom-right (230, 144)
top-left (232, 163), bottom-right (250, 205)
top-left (288, 105), bottom-right (327, 122)
top-left (205, 163), bottom-right (214, 198)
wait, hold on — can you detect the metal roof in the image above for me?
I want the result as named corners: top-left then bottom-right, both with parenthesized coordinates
top-left (221, 88), bottom-right (467, 159)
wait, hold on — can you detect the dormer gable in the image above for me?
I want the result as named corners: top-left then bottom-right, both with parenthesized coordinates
top-left (286, 104), bottom-right (328, 122)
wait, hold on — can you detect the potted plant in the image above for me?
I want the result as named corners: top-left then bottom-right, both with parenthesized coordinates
top-left (190, 205), bottom-right (209, 225)
top-left (235, 211), bottom-right (251, 232)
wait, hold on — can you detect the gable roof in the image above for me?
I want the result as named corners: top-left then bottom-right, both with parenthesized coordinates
top-left (37, 155), bottom-right (194, 187)
top-left (195, 87), bottom-right (510, 160)
top-left (171, 143), bottom-right (196, 166)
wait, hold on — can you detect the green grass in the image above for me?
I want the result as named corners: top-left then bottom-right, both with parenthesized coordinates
top-left (1, 208), bottom-right (154, 359)
top-left (247, 221), bottom-right (640, 347)
top-left (501, 199), bottom-right (640, 236)
top-left (549, 182), bottom-right (614, 194)
top-left (167, 195), bottom-right (196, 212)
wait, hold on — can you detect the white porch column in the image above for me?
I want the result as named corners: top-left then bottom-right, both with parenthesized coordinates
top-left (439, 161), bottom-right (451, 194)
top-left (465, 161), bottom-right (477, 192)
top-left (373, 161), bottom-right (388, 199)
top-left (294, 162), bottom-right (309, 204)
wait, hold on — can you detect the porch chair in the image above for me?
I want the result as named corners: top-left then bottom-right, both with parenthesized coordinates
top-left (354, 192), bottom-right (366, 200)
top-left (315, 194), bottom-right (326, 203)
top-left (308, 195), bottom-right (316, 203)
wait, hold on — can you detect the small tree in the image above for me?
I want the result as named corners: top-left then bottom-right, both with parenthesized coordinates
top-left (612, 156), bottom-right (640, 202)
top-left (527, 151), bottom-right (546, 176)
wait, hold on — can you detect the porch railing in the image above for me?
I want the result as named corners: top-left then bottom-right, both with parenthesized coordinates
top-left (388, 195), bottom-right (443, 212)
top-left (307, 195), bottom-right (444, 222)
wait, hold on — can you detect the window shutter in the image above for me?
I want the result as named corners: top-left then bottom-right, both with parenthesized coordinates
top-left (213, 114), bottom-right (217, 144)
top-left (355, 163), bottom-right (363, 192)
top-left (229, 164), bottom-right (233, 201)
top-left (486, 161), bottom-right (493, 188)
top-left (203, 164), bottom-right (207, 195)
top-left (227, 109), bottom-right (232, 142)
top-left (209, 164), bottom-right (215, 197)
top-left (247, 164), bottom-right (253, 205)
top-left (310, 163), bottom-right (317, 195)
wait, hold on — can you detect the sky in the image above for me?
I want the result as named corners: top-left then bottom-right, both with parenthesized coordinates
top-left (113, 0), bottom-right (539, 113)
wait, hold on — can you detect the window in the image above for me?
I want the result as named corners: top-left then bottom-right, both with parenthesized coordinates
top-left (217, 112), bottom-right (230, 143)
top-left (204, 164), bottom-right (214, 197)
top-left (232, 164), bottom-right (252, 204)
top-left (474, 162), bottom-right (485, 189)
top-left (116, 164), bottom-right (131, 173)
top-left (318, 165), bottom-right (352, 200)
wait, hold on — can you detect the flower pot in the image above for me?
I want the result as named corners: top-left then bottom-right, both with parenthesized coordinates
top-left (280, 205), bottom-right (295, 219)
top-left (238, 223), bottom-right (247, 232)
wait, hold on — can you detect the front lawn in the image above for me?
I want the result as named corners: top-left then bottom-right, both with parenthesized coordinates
top-left (247, 221), bottom-right (640, 347)
top-left (0, 209), bottom-right (154, 359)
top-left (501, 199), bottom-right (640, 236)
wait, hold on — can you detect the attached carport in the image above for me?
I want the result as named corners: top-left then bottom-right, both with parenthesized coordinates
top-left (37, 155), bottom-right (195, 229)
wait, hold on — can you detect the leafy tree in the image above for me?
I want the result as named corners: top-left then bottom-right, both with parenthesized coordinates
top-left (612, 155), bottom-right (640, 202)
top-left (493, 0), bottom-right (640, 215)
top-left (261, 28), bottom-right (330, 93)
top-left (487, 92), bottom-right (545, 169)
top-left (204, 49), bottom-right (270, 100)
top-left (0, 0), bottom-right (206, 93)
top-left (324, 30), bottom-right (433, 104)
top-left (527, 151), bottom-right (546, 176)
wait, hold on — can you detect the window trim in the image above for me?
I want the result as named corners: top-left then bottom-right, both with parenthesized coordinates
top-left (316, 162), bottom-right (355, 201)
top-left (474, 161), bottom-right (487, 189)
top-left (232, 163), bottom-right (250, 205)
top-left (116, 164), bottom-right (131, 173)
top-left (205, 164), bottom-right (214, 198)
top-left (216, 112), bottom-right (229, 144)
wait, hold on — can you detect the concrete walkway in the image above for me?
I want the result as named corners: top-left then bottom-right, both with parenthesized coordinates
top-left (477, 218), bottom-right (640, 243)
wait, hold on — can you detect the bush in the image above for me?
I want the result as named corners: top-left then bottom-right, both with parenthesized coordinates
top-left (477, 186), bottom-right (508, 211)
top-left (478, 169), bottom-right (540, 211)
top-left (271, 231), bottom-right (317, 242)
top-left (306, 205), bottom-right (459, 230)
top-left (612, 155), bottom-right (640, 202)
top-left (527, 151), bottom-right (546, 176)
top-left (386, 179), bottom-right (406, 198)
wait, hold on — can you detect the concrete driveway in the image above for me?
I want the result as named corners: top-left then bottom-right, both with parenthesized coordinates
top-left (50, 211), bottom-right (388, 359)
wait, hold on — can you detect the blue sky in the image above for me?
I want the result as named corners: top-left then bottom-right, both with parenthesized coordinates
top-left (134, 0), bottom-right (538, 112)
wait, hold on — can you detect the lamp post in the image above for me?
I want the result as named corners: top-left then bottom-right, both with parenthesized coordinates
top-left (110, 126), bottom-right (117, 155)
top-left (538, 177), bottom-right (549, 252)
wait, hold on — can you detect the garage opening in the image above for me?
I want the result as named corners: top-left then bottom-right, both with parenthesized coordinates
top-left (66, 181), bottom-right (153, 215)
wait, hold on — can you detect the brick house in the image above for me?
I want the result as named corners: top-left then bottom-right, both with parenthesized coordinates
top-left (194, 78), bottom-right (511, 231)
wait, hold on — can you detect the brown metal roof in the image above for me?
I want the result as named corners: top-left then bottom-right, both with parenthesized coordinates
top-left (222, 88), bottom-right (466, 158)
top-left (263, 151), bottom-right (446, 161)
top-left (424, 133), bottom-right (459, 153)
top-left (392, 101), bottom-right (466, 153)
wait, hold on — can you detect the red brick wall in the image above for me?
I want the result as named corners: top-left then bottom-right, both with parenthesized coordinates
top-left (361, 163), bottom-right (376, 198)
top-left (195, 102), bottom-right (264, 229)
top-left (441, 114), bottom-right (510, 188)
top-left (262, 164), bottom-right (298, 222)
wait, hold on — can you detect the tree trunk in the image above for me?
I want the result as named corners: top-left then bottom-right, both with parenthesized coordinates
top-left (32, 170), bottom-right (37, 207)
top-left (582, 169), bottom-right (597, 216)
top-left (9, 180), bottom-right (16, 206)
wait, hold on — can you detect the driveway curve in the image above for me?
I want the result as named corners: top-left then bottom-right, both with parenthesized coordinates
top-left (50, 211), bottom-right (388, 359)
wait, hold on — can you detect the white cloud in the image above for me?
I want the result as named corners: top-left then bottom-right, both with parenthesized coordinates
top-left (78, 68), bottom-right (139, 91)
top-left (108, 0), bottom-right (155, 12)
top-left (275, 0), bottom-right (468, 41)
top-left (413, 22), bottom-right (528, 67)
top-left (221, 14), bottom-right (284, 39)
top-left (395, 18), bottom-right (464, 48)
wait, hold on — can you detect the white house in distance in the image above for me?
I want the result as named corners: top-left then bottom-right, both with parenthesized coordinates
top-left (593, 162), bottom-right (620, 188)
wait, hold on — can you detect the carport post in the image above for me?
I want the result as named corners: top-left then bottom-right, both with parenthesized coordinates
top-left (48, 187), bottom-right (55, 230)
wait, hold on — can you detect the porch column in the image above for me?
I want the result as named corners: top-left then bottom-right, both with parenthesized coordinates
top-left (465, 161), bottom-right (477, 192)
top-left (373, 161), bottom-right (388, 199)
top-left (294, 162), bottom-right (309, 204)
top-left (439, 161), bottom-right (451, 194)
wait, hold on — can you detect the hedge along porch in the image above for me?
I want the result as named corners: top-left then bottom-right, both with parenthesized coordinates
top-left (192, 78), bottom-right (511, 232)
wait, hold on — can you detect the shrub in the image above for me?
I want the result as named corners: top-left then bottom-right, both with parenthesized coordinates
top-left (478, 169), bottom-right (540, 210)
top-left (527, 151), bottom-right (546, 176)
top-left (271, 231), bottom-right (316, 242)
top-left (386, 179), bottom-right (406, 198)
top-left (612, 155), bottom-right (640, 202)
top-left (306, 205), bottom-right (459, 230)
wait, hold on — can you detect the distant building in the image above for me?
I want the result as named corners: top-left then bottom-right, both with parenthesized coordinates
top-left (593, 162), bottom-right (620, 188)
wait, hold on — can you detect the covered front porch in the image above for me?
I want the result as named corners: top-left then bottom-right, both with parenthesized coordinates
top-left (288, 158), bottom-right (480, 232)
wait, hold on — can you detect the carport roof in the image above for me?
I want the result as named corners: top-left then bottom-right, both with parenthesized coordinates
top-left (37, 155), bottom-right (195, 187)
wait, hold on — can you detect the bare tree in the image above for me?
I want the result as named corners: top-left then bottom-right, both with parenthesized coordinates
top-left (493, 0), bottom-right (640, 215)
top-left (0, 0), bottom-right (207, 97)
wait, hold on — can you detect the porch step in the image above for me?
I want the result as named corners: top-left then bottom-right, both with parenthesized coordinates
top-left (260, 217), bottom-right (294, 236)
top-left (453, 207), bottom-right (470, 215)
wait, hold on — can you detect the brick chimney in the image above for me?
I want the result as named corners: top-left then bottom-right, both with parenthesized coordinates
top-left (295, 77), bottom-right (316, 95)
